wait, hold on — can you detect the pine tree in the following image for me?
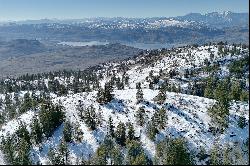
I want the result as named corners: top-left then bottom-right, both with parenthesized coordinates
top-left (126, 140), bottom-right (150, 165)
top-left (115, 121), bottom-right (126, 146)
top-left (59, 139), bottom-right (69, 165)
top-left (93, 144), bottom-right (108, 165)
top-left (222, 144), bottom-right (232, 165)
top-left (154, 88), bottom-right (166, 104)
top-left (16, 123), bottom-right (31, 145)
top-left (30, 116), bottom-right (43, 144)
top-left (16, 137), bottom-right (31, 165)
top-left (127, 123), bottom-right (135, 141)
top-left (96, 107), bottom-right (103, 127)
top-left (230, 81), bottom-right (241, 101)
top-left (6, 104), bottom-right (16, 120)
top-left (210, 143), bottom-right (222, 165)
top-left (63, 121), bottom-right (72, 142)
top-left (146, 121), bottom-right (158, 141)
top-left (107, 116), bottom-right (115, 137)
top-left (96, 88), bottom-right (105, 104)
top-left (96, 83), bottom-right (113, 104)
top-left (1, 135), bottom-right (15, 164)
top-left (149, 81), bottom-right (154, 89)
top-left (136, 87), bottom-right (144, 104)
top-left (19, 92), bottom-right (33, 114)
top-left (197, 146), bottom-right (208, 161)
top-left (158, 107), bottom-right (167, 129)
top-left (39, 102), bottom-right (65, 137)
top-left (110, 145), bottom-right (124, 165)
top-left (83, 105), bottom-right (97, 130)
top-left (208, 102), bottom-right (229, 132)
top-left (135, 107), bottom-right (146, 126)
top-left (156, 137), bottom-right (193, 165)
top-left (136, 82), bottom-right (141, 89)
top-left (74, 123), bottom-right (84, 143)
top-left (77, 100), bottom-right (84, 118)
top-left (104, 82), bottom-right (113, 103)
top-left (238, 115), bottom-right (246, 129)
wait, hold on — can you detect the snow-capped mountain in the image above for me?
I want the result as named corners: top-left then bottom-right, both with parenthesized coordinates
top-left (174, 11), bottom-right (249, 28)
top-left (0, 11), bottom-right (248, 45)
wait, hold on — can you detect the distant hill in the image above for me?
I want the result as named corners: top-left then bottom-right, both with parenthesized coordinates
top-left (173, 11), bottom-right (249, 28)
top-left (0, 40), bottom-right (141, 78)
top-left (0, 39), bottom-right (46, 59)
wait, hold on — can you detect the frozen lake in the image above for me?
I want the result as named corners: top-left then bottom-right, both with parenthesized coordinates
top-left (58, 41), bottom-right (109, 46)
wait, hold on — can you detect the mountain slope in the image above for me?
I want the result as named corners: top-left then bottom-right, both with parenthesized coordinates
top-left (0, 43), bottom-right (249, 165)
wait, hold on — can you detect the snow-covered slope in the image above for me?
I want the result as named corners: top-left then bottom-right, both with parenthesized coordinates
top-left (0, 43), bottom-right (248, 164)
top-left (0, 89), bottom-right (248, 164)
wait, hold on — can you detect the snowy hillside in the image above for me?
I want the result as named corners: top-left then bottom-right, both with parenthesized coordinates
top-left (0, 43), bottom-right (249, 165)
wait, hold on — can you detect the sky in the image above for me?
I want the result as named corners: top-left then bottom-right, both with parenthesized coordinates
top-left (0, 0), bottom-right (249, 21)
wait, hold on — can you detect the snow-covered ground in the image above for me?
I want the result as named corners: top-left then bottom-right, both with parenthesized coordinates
top-left (5, 89), bottom-right (244, 164)
top-left (0, 44), bottom-right (248, 164)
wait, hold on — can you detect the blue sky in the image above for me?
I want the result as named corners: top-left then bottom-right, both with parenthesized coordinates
top-left (0, 0), bottom-right (248, 21)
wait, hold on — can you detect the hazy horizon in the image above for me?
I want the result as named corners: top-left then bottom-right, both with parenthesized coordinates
top-left (0, 0), bottom-right (249, 21)
top-left (0, 11), bottom-right (249, 22)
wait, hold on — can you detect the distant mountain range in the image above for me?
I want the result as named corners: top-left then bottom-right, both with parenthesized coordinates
top-left (0, 11), bottom-right (248, 45)
top-left (173, 11), bottom-right (249, 28)
top-left (1, 11), bottom-right (248, 28)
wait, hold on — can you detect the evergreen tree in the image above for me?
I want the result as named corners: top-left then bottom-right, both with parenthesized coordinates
top-left (59, 139), bottom-right (69, 165)
top-left (126, 140), bottom-right (150, 165)
top-left (104, 82), bottom-right (113, 103)
top-left (19, 92), bottom-right (33, 114)
top-left (158, 107), bottom-right (167, 129)
top-left (39, 102), bottom-right (65, 137)
top-left (30, 116), bottom-right (43, 144)
top-left (204, 77), bottom-right (214, 98)
top-left (230, 81), bottom-right (241, 101)
top-left (135, 107), bottom-right (146, 126)
top-left (107, 116), bottom-right (115, 137)
top-left (96, 88), bottom-right (105, 104)
top-left (16, 123), bottom-right (31, 145)
top-left (136, 87), bottom-right (144, 104)
top-left (16, 137), bottom-right (31, 165)
top-left (96, 107), bottom-right (103, 127)
top-left (1, 135), bottom-right (15, 164)
top-left (146, 121), bottom-right (158, 141)
top-left (210, 143), bottom-right (222, 165)
top-left (96, 83), bottom-right (113, 104)
top-left (197, 146), bottom-right (208, 161)
top-left (154, 88), bottom-right (166, 105)
top-left (63, 121), bottom-right (73, 142)
top-left (222, 144), bottom-right (232, 165)
top-left (149, 81), bottom-right (154, 90)
top-left (238, 114), bottom-right (246, 129)
top-left (92, 144), bottom-right (108, 165)
top-left (136, 82), bottom-right (141, 89)
top-left (6, 104), bottom-right (16, 120)
top-left (82, 105), bottom-right (97, 130)
top-left (208, 102), bottom-right (229, 132)
top-left (115, 121), bottom-right (126, 146)
top-left (110, 145), bottom-right (124, 165)
top-left (74, 123), bottom-right (84, 143)
top-left (155, 137), bottom-right (193, 165)
top-left (127, 123), bottom-right (135, 141)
